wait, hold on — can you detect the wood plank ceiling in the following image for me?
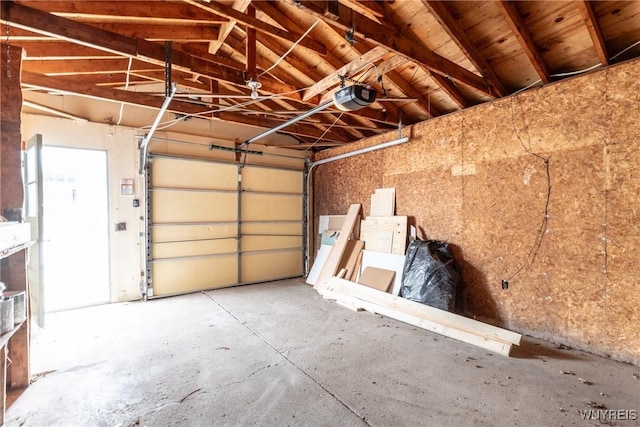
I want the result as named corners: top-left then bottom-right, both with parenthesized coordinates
top-left (2, 1), bottom-right (640, 150)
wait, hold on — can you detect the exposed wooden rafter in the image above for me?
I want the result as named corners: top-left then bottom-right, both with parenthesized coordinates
top-left (183, 0), bottom-right (327, 55)
top-left (576, 0), bottom-right (609, 66)
top-left (290, 0), bottom-right (494, 97)
top-left (495, 0), bottom-right (550, 84)
top-left (423, 0), bottom-right (507, 97)
top-left (76, 23), bottom-right (221, 42)
top-left (1, 2), bottom-right (246, 85)
top-left (3, 0), bottom-right (639, 149)
top-left (245, 5), bottom-right (257, 80)
top-left (14, 1), bottom-right (230, 24)
top-left (1, 1), bottom-right (301, 99)
top-left (429, 72), bottom-right (473, 109)
top-left (303, 46), bottom-right (389, 101)
top-left (207, 0), bottom-right (251, 55)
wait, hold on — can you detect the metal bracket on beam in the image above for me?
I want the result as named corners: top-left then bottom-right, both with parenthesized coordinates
top-left (165, 41), bottom-right (172, 97)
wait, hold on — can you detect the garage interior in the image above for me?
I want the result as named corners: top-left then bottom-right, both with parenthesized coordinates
top-left (0, 1), bottom-right (639, 426)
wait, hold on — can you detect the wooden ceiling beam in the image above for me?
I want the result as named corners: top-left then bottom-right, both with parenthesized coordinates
top-left (21, 58), bottom-right (158, 75)
top-left (245, 5), bottom-right (257, 80)
top-left (290, 0), bottom-right (494, 97)
top-left (208, 0), bottom-right (251, 55)
top-left (3, 2), bottom-right (300, 99)
top-left (21, 71), bottom-right (346, 142)
top-left (254, 33), bottom-right (321, 84)
top-left (224, 29), bottom-right (316, 100)
top-left (250, 2), bottom-right (391, 131)
top-left (79, 23), bottom-right (220, 42)
top-left (17, 41), bottom-right (119, 59)
top-left (21, 71), bottom-right (212, 115)
top-left (339, 0), bottom-right (384, 22)
top-left (183, 0), bottom-right (327, 55)
top-left (129, 70), bottom-right (213, 92)
top-left (175, 42), bottom-right (246, 71)
top-left (354, 0), bottom-right (385, 18)
top-left (14, 1), bottom-right (229, 24)
top-left (73, 74), bottom-right (152, 87)
top-left (252, 1), bottom-right (344, 70)
top-left (423, 0), bottom-right (507, 97)
top-left (384, 69), bottom-right (442, 118)
top-left (303, 45), bottom-right (389, 101)
top-left (1, 2), bottom-right (248, 85)
top-left (576, 0), bottom-right (609, 66)
top-left (317, 53), bottom-right (409, 104)
top-left (494, 1), bottom-right (550, 84)
top-left (429, 72), bottom-right (473, 109)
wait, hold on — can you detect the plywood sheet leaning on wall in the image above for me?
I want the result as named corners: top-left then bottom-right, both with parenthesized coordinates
top-left (360, 216), bottom-right (408, 255)
top-left (314, 204), bottom-right (362, 290)
top-left (336, 240), bottom-right (365, 281)
top-left (319, 277), bottom-right (520, 356)
top-left (370, 188), bottom-right (396, 216)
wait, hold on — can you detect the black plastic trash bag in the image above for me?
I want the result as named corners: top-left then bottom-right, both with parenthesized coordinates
top-left (400, 239), bottom-right (461, 312)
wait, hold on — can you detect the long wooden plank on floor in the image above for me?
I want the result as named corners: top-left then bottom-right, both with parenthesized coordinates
top-left (324, 290), bottom-right (512, 356)
top-left (314, 204), bottom-right (362, 289)
top-left (320, 277), bottom-right (522, 346)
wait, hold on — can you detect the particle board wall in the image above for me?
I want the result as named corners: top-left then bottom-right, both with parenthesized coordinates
top-left (313, 58), bottom-right (640, 364)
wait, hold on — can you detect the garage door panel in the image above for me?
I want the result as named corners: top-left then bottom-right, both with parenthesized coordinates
top-left (152, 158), bottom-right (237, 190)
top-left (240, 222), bottom-right (302, 236)
top-left (153, 223), bottom-right (237, 243)
top-left (148, 155), bottom-right (303, 297)
top-left (152, 255), bottom-right (238, 295)
top-left (241, 193), bottom-right (302, 222)
top-left (242, 167), bottom-right (302, 193)
top-left (240, 250), bottom-right (303, 283)
top-left (241, 235), bottom-right (302, 252)
top-left (152, 190), bottom-right (238, 223)
top-left (154, 238), bottom-right (237, 259)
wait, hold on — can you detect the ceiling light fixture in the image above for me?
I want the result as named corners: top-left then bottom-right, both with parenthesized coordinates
top-left (247, 78), bottom-right (262, 99)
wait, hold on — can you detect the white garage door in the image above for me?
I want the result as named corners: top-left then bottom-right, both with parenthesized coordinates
top-left (145, 155), bottom-right (303, 298)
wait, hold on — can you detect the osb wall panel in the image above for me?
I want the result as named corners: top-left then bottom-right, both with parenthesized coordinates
top-left (312, 58), bottom-right (640, 363)
top-left (604, 63), bottom-right (640, 358)
top-left (313, 150), bottom-right (385, 227)
top-left (0, 44), bottom-right (24, 213)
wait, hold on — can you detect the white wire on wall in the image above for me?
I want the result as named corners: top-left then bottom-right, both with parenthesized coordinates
top-left (116, 57), bottom-right (133, 126)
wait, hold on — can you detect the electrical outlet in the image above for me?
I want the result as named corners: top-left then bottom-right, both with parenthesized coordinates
top-left (115, 222), bottom-right (126, 231)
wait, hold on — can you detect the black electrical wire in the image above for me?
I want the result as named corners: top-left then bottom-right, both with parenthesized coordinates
top-left (504, 97), bottom-right (552, 286)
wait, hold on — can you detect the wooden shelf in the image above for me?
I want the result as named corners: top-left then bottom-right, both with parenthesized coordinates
top-left (0, 242), bottom-right (34, 261)
top-left (0, 244), bottom-right (31, 425)
top-left (0, 321), bottom-right (26, 350)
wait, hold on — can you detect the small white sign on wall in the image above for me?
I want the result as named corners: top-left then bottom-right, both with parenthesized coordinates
top-left (120, 178), bottom-right (134, 196)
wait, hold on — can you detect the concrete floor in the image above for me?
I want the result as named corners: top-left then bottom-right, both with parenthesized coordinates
top-left (5, 278), bottom-right (639, 427)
